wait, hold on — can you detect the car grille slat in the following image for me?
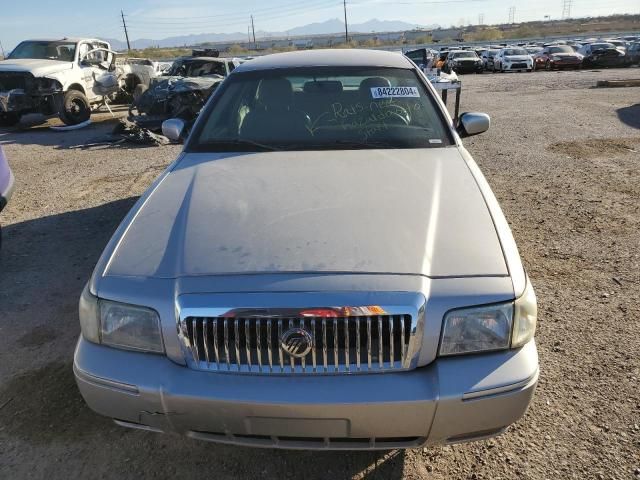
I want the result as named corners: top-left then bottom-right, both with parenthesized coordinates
top-left (181, 314), bottom-right (413, 374)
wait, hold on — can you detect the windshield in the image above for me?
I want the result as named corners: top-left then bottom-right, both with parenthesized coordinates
top-left (190, 67), bottom-right (452, 152)
top-left (591, 43), bottom-right (615, 50)
top-left (168, 59), bottom-right (227, 77)
top-left (549, 46), bottom-right (574, 54)
top-left (504, 48), bottom-right (528, 56)
top-left (452, 52), bottom-right (477, 59)
top-left (8, 40), bottom-right (76, 61)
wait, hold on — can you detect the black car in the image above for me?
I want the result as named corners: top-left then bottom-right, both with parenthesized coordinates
top-left (444, 50), bottom-right (484, 74)
top-left (578, 43), bottom-right (629, 68)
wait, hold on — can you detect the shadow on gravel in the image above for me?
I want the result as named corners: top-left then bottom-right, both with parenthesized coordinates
top-left (616, 104), bottom-right (640, 129)
top-left (0, 197), bottom-right (139, 341)
top-left (0, 198), bottom-right (408, 479)
top-left (0, 119), bottom-right (124, 149)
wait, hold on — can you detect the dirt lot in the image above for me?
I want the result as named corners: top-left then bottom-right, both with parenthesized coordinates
top-left (1, 68), bottom-right (639, 479)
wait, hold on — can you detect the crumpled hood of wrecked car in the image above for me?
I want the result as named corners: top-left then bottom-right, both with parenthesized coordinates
top-left (0, 59), bottom-right (73, 78)
top-left (104, 148), bottom-right (508, 279)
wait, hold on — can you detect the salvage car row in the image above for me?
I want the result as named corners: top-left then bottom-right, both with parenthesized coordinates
top-left (406, 36), bottom-right (639, 74)
top-left (0, 37), bottom-right (240, 129)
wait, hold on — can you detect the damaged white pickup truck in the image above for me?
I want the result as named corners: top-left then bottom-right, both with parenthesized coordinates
top-left (0, 38), bottom-right (120, 126)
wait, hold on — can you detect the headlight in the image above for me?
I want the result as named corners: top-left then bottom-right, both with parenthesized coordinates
top-left (78, 285), bottom-right (164, 353)
top-left (439, 277), bottom-right (537, 356)
top-left (439, 303), bottom-right (513, 356)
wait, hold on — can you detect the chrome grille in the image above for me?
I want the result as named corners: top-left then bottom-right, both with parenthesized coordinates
top-left (180, 315), bottom-right (414, 374)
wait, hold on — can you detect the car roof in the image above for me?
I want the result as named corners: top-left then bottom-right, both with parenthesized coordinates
top-left (234, 49), bottom-right (413, 73)
top-left (20, 38), bottom-right (105, 43)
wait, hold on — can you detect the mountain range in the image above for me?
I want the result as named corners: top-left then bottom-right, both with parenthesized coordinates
top-left (105, 18), bottom-right (437, 50)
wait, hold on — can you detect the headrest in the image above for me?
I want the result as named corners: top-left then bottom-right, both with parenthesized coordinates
top-left (358, 77), bottom-right (391, 98)
top-left (258, 78), bottom-right (293, 109)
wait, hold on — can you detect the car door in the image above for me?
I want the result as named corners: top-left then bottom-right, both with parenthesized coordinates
top-left (80, 42), bottom-right (118, 100)
top-left (77, 41), bottom-right (96, 96)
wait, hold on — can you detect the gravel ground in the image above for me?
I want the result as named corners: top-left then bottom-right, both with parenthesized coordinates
top-left (0, 68), bottom-right (639, 479)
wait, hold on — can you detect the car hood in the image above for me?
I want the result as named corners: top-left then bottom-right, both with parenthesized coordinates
top-left (0, 59), bottom-right (73, 77)
top-left (104, 148), bottom-right (508, 279)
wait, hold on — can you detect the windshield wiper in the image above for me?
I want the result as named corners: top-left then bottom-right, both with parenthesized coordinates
top-left (201, 139), bottom-right (282, 152)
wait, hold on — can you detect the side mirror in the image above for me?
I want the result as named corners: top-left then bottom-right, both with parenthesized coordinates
top-left (162, 118), bottom-right (186, 142)
top-left (458, 112), bottom-right (490, 137)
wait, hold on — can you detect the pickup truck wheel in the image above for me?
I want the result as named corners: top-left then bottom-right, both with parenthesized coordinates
top-left (59, 90), bottom-right (91, 126)
top-left (0, 113), bottom-right (20, 127)
top-left (132, 84), bottom-right (148, 104)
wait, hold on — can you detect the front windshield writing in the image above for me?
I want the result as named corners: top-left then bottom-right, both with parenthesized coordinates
top-left (192, 67), bottom-right (451, 151)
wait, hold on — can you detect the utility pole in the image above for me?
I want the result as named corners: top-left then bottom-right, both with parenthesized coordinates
top-left (478, 13), bottom-right (485, 25)
top-left (508, 6), bottom-right (516, 24)
top-left (248, 25), bottom-right (251, 44)
top-left (251, 15), bottom-right (256, 48)
top-left (121, 10), bottom-right (131, 52)
top-left (0, 40), bottom-right (5, 59)
top-left (561, 0), bottom-right (572, 19)
top-left (343, 0), bottom-right (349, 43)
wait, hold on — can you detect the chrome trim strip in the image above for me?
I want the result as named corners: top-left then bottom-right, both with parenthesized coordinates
top-left (333, 318), bottom-right (339, 372)
top-left (256, 319), bottom-right (262, 370)
top-left (322, 318), bottom-right (328, 372)
top-left (378, 316), bottom-right (383, 369)
top-left (74, 365), bottom-right (139, 395)
top-left (212, 321), bottom-right (220, 365)
top-left (278, 319), bottom-right (284, 372)
top-left (223, 319), bottom-right (230, 370)
top-left (267, 320), bottom-right (273, 372)
top-left (234, 320), bottom-right (241, 371)
top-left (462, 369), bottom-right (539, 400)
top-left (202, 318), bottom-right (210, 367)
top-left (356, 319), bottom-right (361, 371)
top-left (389, 316), bottom-right (395, 369)
top-left (367, 317), bottom-right (372, 370)
top-left (191, 318), bottom-right (200, 365)
top-left (245, 319), bottom-right (252, 368)
top-left (344, 317), bottom-right (350, 371)
top-left (311, 318), bottom-right (317, 372)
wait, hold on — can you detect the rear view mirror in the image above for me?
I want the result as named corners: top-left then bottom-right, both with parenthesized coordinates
top-left (162, 118), bottom-right (186, 142)
top-left (458, 112), bottom-right (490, 137)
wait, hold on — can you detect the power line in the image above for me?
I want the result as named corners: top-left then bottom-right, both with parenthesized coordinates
top-left (121, 10), bottom-right (131, 52)
top-left (250, 15), bottom-right (256, 48)
top-left (343, 0), bottom-right (349, 43)
top-left (562, 0), bottom-right (573, 19)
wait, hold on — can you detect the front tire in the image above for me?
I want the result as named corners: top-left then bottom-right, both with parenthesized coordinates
top-left (59, 90), bottom-right (91, 126)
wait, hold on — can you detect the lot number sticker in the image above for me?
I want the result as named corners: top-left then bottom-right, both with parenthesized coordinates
top-left (371, 86), bottom-right (420, 98)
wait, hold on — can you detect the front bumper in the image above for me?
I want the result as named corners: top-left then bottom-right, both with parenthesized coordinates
top-left (0, 89), bottom-right (29, 114)
top-left (74, 336), bottom-right (538, 450)
top-left (451, 63), bottom-right (483, 74)
top-left (502, 63), bottom-right (532, 71)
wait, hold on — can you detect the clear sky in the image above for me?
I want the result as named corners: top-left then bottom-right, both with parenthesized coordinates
top-left (1, 0), bottom-right (638, 49)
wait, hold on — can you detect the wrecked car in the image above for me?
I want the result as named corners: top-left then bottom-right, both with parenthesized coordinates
top-left (129, 56), bottom-right (240, 131)
top-left (0, 145), bottom-right (14, 248)
top-left (116, 58), bottom-right (161, 101)
top-left (0, 38), bottom-right (119, 126)
top-left (578, 42), bottom-right (629, 68)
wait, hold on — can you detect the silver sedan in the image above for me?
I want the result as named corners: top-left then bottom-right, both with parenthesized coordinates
top-left (74, 49), bottom-right (538, 450)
